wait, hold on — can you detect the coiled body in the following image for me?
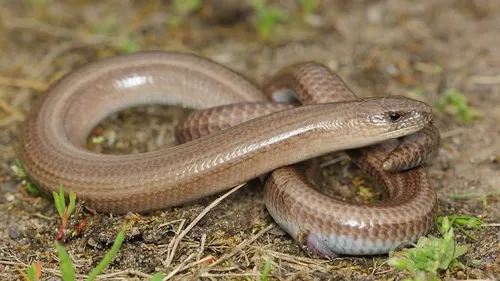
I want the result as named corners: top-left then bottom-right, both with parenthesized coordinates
top-left (18, 51), bottom-right (439, 256)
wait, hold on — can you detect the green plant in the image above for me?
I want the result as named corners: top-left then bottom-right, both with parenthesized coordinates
top-left (433, 65), bottom-right (443, 74)
top-left (434, 88), bottom-right (481, 123)
top-left (150, 272), bottom-right (165, 281)
top-left (53, 223), bottom-right (128, 281)
top-left (55, 242), bottom-right (76, 281)
top-left (21, 223), bottom-right (165, 281)
top-left (19, 260), bottom-right (41, 281)
top-left (261, 256), bottom-right (272, 281)
top-left (13, 163), bottom-right (158, 280)
top-left (251, 0), bottom-right (288, 39)
top-left (387, 216), bottom-right (473, 281)
top-left (53, 185), bottom-right (76, 240)
top-left (86, 223), bottom-right (127, 281)
top-left (12, 159), bottom-right (44, 196)
top-left (170, 0), bottom-right (201, 26)
top-left (53, 185), bottom-right (76, 222)
top-left (117, 37), bottom-right (140, 53)
top-left (14, 163), bottom-right (81, 240)
top-left (435, 215), bottom-right (483, 241)
top-left (27, 261), bottom-right (42, 281)
top-left (299, 0), bottom-right (319, 19)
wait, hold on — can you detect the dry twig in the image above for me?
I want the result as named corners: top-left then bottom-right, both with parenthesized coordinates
top-left (163, 183), bottom-right (246, 268)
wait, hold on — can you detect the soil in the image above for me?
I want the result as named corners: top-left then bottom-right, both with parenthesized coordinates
top-left (0, 1), bottom-right (499, 280)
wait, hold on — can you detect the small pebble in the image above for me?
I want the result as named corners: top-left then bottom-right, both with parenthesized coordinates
top-left (489, 154), bottom-right (499, 163)
top-left (4, 192), bottom-right (15, 202)
top-left (8, 227), bottom-right (21, 240)
top-left (87, 237), bottom-right (98, 248)
top-left (130, 227), bottom-right (140, 236)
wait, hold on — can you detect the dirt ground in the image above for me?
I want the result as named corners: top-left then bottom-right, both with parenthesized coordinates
top-left (0, 0), bottom-right (499, 280)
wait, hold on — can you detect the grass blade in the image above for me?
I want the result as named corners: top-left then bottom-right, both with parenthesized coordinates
top-left (86, 223), bottom-right (127, 281)
top-left (55, 242), bottom-right (76, 281)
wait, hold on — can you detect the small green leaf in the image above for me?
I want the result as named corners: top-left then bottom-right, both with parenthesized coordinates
top-left (26, 262), bottom-right (37, 281)
top-left (433, 65), bottom-right (443, 74)
top-left (453, 244), bottom-right (468, 259)
top-left (261, 256), bottom-right (272, 281)
top-left (453, 216), bottom-right (483, 230)
top-left (52, 191), bottom-right (64, 218)
top-left (170, 0), bottom-right (201, 26)
top-left (251, 0), bottom-right (288, 39)
top-left (150, 272), bottom-right (164, 281)
top-left (118, 38), bottom-right (140, 54)
top-left (68, 191), bottom-right (76, 215)
top-left (441, 216), bottom-right (451, 233)
top-left (387, 257), bottom-right (410, 270)
top-left (300, 0), bottom-right (319, 16)
top-left (92, 136), bottom-right (105, 144)
top-left (55, 242), bottom-right (76, 281)
top-left (59, 185), bottom-right (66, 207)
top-left (471, 259), bottom-right (482, 266)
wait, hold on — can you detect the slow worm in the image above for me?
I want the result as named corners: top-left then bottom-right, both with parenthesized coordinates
top-left (19, 51), bottom-right (438, 255)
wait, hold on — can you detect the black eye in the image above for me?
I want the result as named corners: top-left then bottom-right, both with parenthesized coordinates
top-left (388, 112), bottom-right (402, 122)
